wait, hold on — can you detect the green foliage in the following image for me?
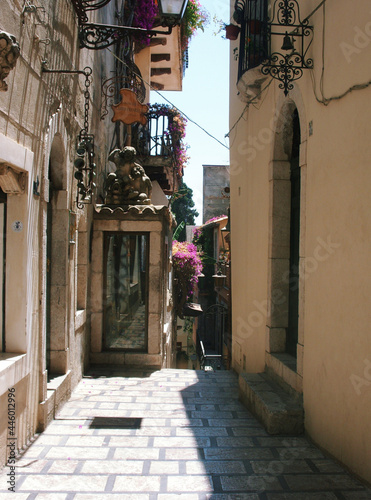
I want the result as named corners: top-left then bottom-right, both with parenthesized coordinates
top-left (180, 1), bottom-right (209, 61)
top-left (171, 182), bottom-right (199, 242)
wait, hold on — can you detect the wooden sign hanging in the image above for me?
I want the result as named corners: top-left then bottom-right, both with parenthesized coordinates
top-left (111, 88), bottom-right (148, 126)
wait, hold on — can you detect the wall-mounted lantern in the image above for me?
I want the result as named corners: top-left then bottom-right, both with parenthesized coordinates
top-left (159, 0), bottom-right (188, 21)
top-left (261, 0), bottom-right (314, 96)
top-left (78, 0), bottom-right (189, 50)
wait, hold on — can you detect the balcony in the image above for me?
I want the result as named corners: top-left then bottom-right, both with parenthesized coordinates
top-left (132, 105), bottom-right (186, 195)
top-left (235, 0), bottom-right (269, 101)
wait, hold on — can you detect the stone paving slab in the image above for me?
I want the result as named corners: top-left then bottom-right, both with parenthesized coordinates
top-left (0, 367), bottom-right (370, 499)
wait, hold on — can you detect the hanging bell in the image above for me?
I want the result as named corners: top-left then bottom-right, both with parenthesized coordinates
top-left (281, 32), bottom-right (294, 51)
top-left (76, 140), bottom-right (87, 156)
top-left (74, 157), bottom-right (85, 169)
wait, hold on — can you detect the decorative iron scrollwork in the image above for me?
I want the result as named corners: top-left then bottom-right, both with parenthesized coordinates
top-left (79, 22), bottom-right (171, 51)
top-left (42, 63), bottom-right (97, 207)
top-left (71, 0), bottom-right (113, 24)
top-left (101, 68), bottom-right (146, 119)
top-left (79, 23), bottom-right (131, 50)
top-left (261, 0), bottom-right (313, 96)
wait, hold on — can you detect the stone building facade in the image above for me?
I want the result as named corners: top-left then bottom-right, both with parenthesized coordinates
top-left (0, 0), bottom-right (182, 468)
top-left (202, 164), bottom-right (230, 223)
top-left (229, 0), bottom-right (371, 484)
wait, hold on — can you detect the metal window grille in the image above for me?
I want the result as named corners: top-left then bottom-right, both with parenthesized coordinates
top-left (236, 0), bottom-right (269, 81)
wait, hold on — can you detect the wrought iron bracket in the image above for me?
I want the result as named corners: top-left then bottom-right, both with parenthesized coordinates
top-left (78, 22), bottom-right (172, 50)
top-left (41, 63), bottom-right (96, 208)
top-left (21, 2), bottom-right (46, 23)
top-left (41, 61), bottom-right (92, 79)
top-left (261, 0), bottom-right (313, 96)
top-left (71, 0), bottom-right (113, 24)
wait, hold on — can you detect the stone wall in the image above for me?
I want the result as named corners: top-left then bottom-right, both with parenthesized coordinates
top-left (0, 0), bottom-right (109, 466)
top-left (203, 165), bottom-right (230, 223)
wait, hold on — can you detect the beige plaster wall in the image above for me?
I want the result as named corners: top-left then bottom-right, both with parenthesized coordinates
top-left (229, 0), bottom-right (371, 483)
top-left (229, 90), bottom-right (272, 374)
top-left (302, 80), bottom-right (371, 486)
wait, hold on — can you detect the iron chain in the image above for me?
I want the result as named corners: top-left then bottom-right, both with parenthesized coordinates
top-left (83, 67), bottom-right (92, 136)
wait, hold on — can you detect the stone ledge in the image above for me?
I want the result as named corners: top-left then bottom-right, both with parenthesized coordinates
top-left (90, 352), bottom-right (162, 368)
top-left (0, 353), bottom-right (28, 395)
top-left (266, 352), bottom-right (303, 394)
top-left (239, 372), bottom-right (304, 435)
top-left (75, 309), bottom-right (86, 331)
top-left (38, 370), bottom-right (72, 432)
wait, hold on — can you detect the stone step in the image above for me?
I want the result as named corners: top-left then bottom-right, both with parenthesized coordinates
top-left (239, 372), bottom-right (304, 435)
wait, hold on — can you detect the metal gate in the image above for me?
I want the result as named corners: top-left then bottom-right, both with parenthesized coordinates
top-left (197, 303), bottom-right (228, 370)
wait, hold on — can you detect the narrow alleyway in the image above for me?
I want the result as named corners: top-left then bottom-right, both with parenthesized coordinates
top-left (1, 367), bottom-right (370, 499)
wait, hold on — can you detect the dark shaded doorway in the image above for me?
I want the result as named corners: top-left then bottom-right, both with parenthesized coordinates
top-left (287, 109), bottom-right (301, 357)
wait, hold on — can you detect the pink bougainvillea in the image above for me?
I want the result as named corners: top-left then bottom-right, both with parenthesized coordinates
top-left (133, 0), bottom-right (159, 46)
top-left (172, 240), bottom-right (203, 297)
top-left (181, 0), bottom-right (209, 53)
top-left (149, 103), bottom-right (189, 176)
top-left (204, 215), bottom-right (227, 225)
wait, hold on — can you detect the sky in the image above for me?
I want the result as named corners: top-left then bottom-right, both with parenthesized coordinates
top-left (150, 0), bottom-right (231, 225)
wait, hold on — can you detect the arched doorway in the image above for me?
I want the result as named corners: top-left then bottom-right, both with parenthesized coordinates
top-left (287, 109), bottom-right (301, 356)
top-left (46, 135), bottom-right (69, 375)
top-left (267, 101), bottom-right (304, 361)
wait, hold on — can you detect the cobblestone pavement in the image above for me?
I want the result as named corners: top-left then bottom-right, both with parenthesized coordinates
top-left (1, 367), bottom-right (370, 499)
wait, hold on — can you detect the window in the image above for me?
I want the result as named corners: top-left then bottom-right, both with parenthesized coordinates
top-left (236, 0), bottom-right (269, 80)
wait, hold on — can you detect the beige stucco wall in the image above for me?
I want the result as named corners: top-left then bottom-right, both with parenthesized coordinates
top-left (230, 0), bottom-right (371, 483)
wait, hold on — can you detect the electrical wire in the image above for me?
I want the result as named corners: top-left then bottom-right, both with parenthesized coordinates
top-left (225, 77), bottom-right (273, 138)
top-left (107, 47), bottom-right (229, 150)
top-left (310, 1), bottom-right (371, 105)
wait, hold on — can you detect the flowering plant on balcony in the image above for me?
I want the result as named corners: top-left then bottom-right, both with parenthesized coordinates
top-left (149, 103), bottom-right (189, 176)
top-left (180, 1), bottom-right (209, 63)
top-left (132, 0), bottom-right (159, 46)
top-left (172, 241), bottom-right (203, 299)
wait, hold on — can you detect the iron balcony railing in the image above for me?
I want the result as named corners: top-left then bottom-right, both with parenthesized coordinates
top-left (236, 0), bottom-right (269, 81)
top-left (133, 110), bottom-right (178, 160)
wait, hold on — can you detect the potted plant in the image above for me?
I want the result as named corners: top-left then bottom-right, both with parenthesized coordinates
top-left (213, 17), bottom-right (240, 41)
top-left (180, 0), bottom-right (209, 66)
top-left (225, 24), bottom-right (240, 40)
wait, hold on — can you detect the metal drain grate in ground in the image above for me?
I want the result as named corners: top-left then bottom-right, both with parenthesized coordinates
top-left (89, 417), bottom-right (142, 429)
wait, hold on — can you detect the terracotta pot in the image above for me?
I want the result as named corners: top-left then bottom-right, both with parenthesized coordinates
top-left (225, 24), bottom-right (240, 41)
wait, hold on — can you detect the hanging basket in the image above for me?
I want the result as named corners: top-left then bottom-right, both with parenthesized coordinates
top-left (225, 24), bottom-right (240, 41)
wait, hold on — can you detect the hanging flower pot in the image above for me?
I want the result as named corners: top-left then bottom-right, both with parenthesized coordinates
top-left (225, 24), bottom-right (240, 40)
